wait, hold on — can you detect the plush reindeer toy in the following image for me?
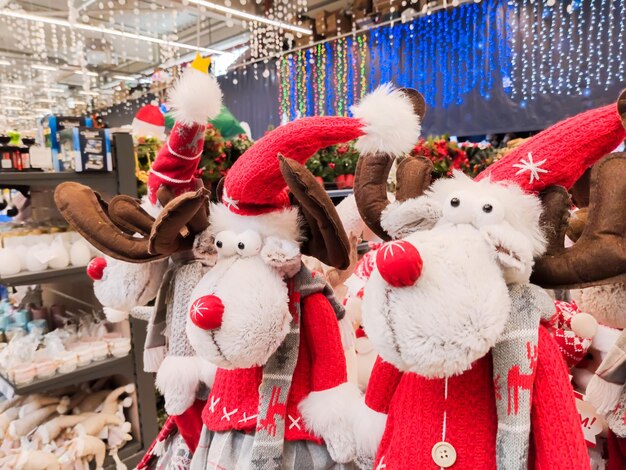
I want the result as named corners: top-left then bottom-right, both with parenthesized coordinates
top-left (183, 84), bottom-right (423, 470)
top-left (54, 59), bottom-right (223, 466)
top-left (352, 91), bottom-right (626, 470)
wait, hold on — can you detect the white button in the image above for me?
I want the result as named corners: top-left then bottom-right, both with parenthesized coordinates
top-left (431, 441), bottom-right (457, 468)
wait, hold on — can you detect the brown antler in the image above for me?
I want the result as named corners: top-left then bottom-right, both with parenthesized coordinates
top-left (108, 195), bottom-right (155, 236)
top-left (395, 156), bottom-right (433, 202)
top-left (537, 185), bottom-right (571, 256)
top-left (54, 182), bottom-right (166, 262)
top-left (353, 153), bottom-right (395, 241)
top-left (531, 153), bottom-right (626, 289)
top-left (149, 187), bottom-right (210, 256)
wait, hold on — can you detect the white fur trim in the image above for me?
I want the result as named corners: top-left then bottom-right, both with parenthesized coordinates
top-left (209, 203), bottom-right (302, 243)
top-left (351, 84), bottom-right (421, 156)
top-left (585, 374), bottom-right (624, 415)
top-left (132, 119), bottom-right (165, 139)
top-left (103, 307), bottom-right (129, 323)
top-left (140, 197), bottom-right (163, 219)
top-left (143, 346), bottom-right (166, 373)
top-left (299, 382), bottom-right (361, 463)
top-left (353, 401), bottom-right (387, 459)
top-left (299, 382), bottom-right (360, 437)
top-left (168, 68), bottom-right (223, 126)
top-left (155, 356), bottom-right (218, 415)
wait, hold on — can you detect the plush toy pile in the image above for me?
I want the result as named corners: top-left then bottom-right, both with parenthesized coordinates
top-left (0, 380), bottom-right (134, 470)
top-left (52, 56), bottom-right (626, 470)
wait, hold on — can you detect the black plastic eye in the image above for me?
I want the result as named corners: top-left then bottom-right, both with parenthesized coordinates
top-left (216, 240), bottom-right (223, 248)
top-left (238, 242), bottom-right (245, 250)
top-left (482, 204), bottom-right (493, 213)
top-left (450, 197), bottom-right (460, 207)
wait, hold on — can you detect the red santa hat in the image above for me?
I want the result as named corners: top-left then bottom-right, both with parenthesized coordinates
top-left (212, 84), bottom-right (422, 238)
top-left (147, 61), bottom-right (223, 205)
top-left (132, 104), bottom-right (165, 138)
top-left (476, 102), bottom-right (626, 191)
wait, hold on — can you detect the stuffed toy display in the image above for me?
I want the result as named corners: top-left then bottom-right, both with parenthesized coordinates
top-left (351, 91), bottom-right (626, 470)
top-left (54, 59), bottom-right (223, 467)
top-left (0, 382), bottom-right (134, 470)
top-left (183, 84), bottom-right (422, 470)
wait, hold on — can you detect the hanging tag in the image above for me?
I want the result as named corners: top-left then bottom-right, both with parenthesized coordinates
top-left (574, 390), bottom-right (604, 448)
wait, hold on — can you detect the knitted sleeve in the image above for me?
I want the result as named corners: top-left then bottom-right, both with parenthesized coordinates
top-left (531, 326), bottom-right (589, 470)
top-left (364, 355), bottom-right (403, 414)
top-left (302, 292), bottom-right (348, 391)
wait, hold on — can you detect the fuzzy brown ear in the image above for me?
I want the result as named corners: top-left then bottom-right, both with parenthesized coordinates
top-left (279, 156), bottom-right (350, 269)
top-left (54, 182), bottom-right (164, 262)
top-left (108, 195), bottom-right (155, 236)
top-left (149, 187), bottom-right (210, 256)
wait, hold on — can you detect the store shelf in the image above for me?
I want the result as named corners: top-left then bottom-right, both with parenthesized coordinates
top-left (0, 171), bottom-right (117, 188)
top-left (0, 265), bottom-right (87, 287)
top-left (326, 188), bottom-right (353, 198)
top-left (0, 354), bottom-right (134, 399)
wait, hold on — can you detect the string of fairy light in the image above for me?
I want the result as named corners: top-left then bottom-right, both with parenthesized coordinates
top-left (274, 0), bottom-right (626, 121)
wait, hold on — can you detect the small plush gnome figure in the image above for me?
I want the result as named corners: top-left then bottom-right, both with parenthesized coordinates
top-left (352, 95), bottom-right (626, 470)
top-left (185, 84), bottom-right (423, 470)
top-left (55, 54), bottom-right (223, 468)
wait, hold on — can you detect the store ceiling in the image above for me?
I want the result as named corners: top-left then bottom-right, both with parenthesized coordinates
top-left (0, 0), bottom-right (354, 126)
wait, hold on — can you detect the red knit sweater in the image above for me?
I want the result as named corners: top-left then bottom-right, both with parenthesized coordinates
top-left (202, 292), bottom-right (348, 442)
top-left (365, 327), bottom-right (589, 469)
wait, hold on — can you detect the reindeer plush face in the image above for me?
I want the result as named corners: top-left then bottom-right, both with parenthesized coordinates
top-left (186, 204), bottom-right (303, 369)
top-left (362, 172), bottom-right (547, 378)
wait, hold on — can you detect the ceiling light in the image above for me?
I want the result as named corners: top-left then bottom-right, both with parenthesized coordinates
top-left (74, 70), bottom-right (99, 77)
top-left (188, 0), bottom-right (312, 35)
top-left (37, 98), bottom-right (56, 103)
top-left (3, 96), bottom-right (23, 101)
top-left (79, 90), bottom-right (99, 96)
top-left (0, 10), bottom-right (223, 54)
top-left (43, 87), bottom-right (66, 93)
top-left (113, 74), bottom-right (137, 81)
top-left (73, 101), bottom-right (87, 106)
top-left (31, 64), bottom-right (58, 72)
top-left (2, 83), bottom-right (26, 89)
top-left (0, 59), bottom-right (10, 66)
top-left (35, 108), bottom-right (52, 114)
top-left (4, 106), bottom-right (22, 111)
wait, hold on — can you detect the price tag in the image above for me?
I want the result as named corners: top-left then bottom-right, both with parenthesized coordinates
top-left (0, 374), bottom-right (15, 399)
top-left (574, 391), bottom-right (603, 448)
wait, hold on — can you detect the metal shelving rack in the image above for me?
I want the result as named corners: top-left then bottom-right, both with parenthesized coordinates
top-left (0, 133), bottom-right (158, 469)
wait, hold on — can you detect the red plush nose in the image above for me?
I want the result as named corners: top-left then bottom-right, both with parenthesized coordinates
top-left (190, 295), bottom-right (224, 330)
top-left (87, 257), bottom-right (107, 280)
top-left (375, 240), bottom-right (423, 287)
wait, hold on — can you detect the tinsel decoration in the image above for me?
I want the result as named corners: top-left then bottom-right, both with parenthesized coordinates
top-left (278, 0), bottom-right (626, 120)
top-left (279, 0), bottom-right (507, 119)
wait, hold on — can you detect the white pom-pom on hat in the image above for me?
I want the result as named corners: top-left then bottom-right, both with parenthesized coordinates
top-left (351, 83), bottom-right (422, 157)
top-left (168, 68), bottom-right (223, 126)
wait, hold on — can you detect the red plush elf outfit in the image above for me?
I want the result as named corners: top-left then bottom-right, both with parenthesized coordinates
top-left (365, 327), bottom-right (586, 469)
top-left (358, 100), bottom-right (626, 470)
top-left (203, 291), bottom-right (348, 443)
